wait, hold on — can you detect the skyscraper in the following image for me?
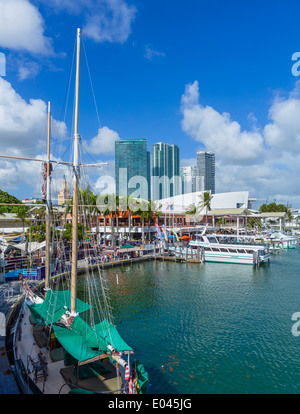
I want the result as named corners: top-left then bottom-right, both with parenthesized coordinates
top-left (151, 142), bottom-right (180, 200)
top-left (181, 166), bottom-right (197, 194)
top-left (115, 139), bottom-right (150, 201)
top-left (196, 151), bottom-right (215, 194)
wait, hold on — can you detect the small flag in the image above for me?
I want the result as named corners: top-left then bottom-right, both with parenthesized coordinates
top-left (128, 378), bottom-right (135, 394)
top-left (125, 364), bottom-right (130, 381)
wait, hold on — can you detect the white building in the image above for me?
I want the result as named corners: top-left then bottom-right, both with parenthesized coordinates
top-left (157, 190), bottom-right (254, 215)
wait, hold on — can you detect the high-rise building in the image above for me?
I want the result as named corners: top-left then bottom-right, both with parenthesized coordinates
top-left (196, 151), bottom-right (215, 194)
top-left (181, 166), bottom-right (197, 194)
top-left (115, 139), bottom-right (150, 201)
top-left (151, 142), bottom-right (180, 200)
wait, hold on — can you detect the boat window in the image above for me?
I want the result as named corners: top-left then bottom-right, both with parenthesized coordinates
top-left (195, 236), bottom-right (204, 242)
top-left (207, 237), bottom-right (217, 243)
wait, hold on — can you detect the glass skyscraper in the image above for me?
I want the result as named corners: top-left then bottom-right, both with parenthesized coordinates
top-left (115, 139), bottom-right (150, 201)
top-left (181, 166), bottom-right (197, 194)
top-left (151, 142), bottom-right (180, 200)
top-left (196, 151), bottom-right (215, 194)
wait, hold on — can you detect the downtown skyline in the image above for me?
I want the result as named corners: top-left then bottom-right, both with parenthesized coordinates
top-left (0, 1), bottom-right (300, 208)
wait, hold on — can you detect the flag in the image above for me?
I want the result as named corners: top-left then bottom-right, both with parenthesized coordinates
top-left (128, 378), bottom-right (135, 394)
top-left (125, 364), bottom-right (130, 381)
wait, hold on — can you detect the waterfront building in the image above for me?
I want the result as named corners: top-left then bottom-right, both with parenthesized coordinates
top-left (115, 139), bottom-right (150, 201)
top-left (181, 166), bottom-right (197, 194)
top-left (196, 151), bottom-right (215, 194)
top-left (58, 175), bottom-right (71, 205)
top-left (151, 142), bottom-right (180, 200)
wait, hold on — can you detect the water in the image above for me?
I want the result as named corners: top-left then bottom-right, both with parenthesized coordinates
top-left (78, 249), bottom-right (300, 394)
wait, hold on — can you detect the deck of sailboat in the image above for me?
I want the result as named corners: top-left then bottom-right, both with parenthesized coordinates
top-left (16, 306), bottom-right (68, 394)
top-left (16, 306), bottom-right (123, 394)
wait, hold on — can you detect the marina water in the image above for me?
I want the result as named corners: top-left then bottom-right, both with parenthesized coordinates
top-left (78, 249), bottom-right (300, 394)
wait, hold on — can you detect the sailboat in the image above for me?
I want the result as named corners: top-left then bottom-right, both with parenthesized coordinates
top-left (6, 28), bottom-right (149, 395)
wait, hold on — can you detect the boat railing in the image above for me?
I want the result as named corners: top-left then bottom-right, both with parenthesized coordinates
top-left (59, 380), bottom-right (127, 394)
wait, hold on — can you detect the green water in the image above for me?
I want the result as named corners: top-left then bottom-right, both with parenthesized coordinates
top-left (78, 249), bottom-right (300, 394)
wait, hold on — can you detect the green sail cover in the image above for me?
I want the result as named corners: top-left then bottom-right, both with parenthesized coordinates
top-left (70, 315), bottom-right (108, 350)
top-left (28, 290), bottom-right (92, 325)
top-left (52, 316), bottom-right (133, 364)
top-left (94, 319), bottom-right (133, 351)
top-left (52, 324), bottom-right (104, 363)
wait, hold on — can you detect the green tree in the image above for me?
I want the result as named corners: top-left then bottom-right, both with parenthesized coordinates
top-left (63, 222), bottom-right (86, 242)
top-left (197, 191), bottom-right (213, 224)
top-left (0, 189), bottom-right (21, 213)
top-left (15, 205), bottom-right (32, 237)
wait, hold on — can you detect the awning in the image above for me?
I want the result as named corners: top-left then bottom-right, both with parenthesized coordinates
top-left (53, 316), bottom-right (132, 364)
top-left (28, 289), bottom-right (92, 325)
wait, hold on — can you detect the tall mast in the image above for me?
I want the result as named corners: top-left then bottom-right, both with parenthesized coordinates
top-left (71, 28), bottom-right (81, 314)
top-left (45, 101), bottom-right (51, 289)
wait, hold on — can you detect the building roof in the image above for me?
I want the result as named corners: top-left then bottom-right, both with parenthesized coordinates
top-left (209, 208), bottom-right (250, 216)
top-left (257, 212), bottom-right (287, 218)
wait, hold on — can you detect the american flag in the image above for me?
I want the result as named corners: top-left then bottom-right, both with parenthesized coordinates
top-left (125, 364), bottom-right (130, 381)
top-left (128, 378), bottom-right (135, 394)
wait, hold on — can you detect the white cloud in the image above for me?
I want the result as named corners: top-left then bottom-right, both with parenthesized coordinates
top-left (181, 81), bottom-right (264, 164)
top-left (180, 80), bottom-right (300, 207)
top-left (0, 77), bottom-right (67, 154)
top-left (84, 126), bottom-right (120, 155)
top-left (41, 0), bottom-right (137, 44)
top-left (17, 61), bottom-right (41, 81)
top-left (0, 77), bottom-right (68, 196)
top-left (144, 44), bottom-right (165, 60)
top-left (0, 0), bottom-right (53, 55)
top-left (264, 96), bottom-right (300, 153)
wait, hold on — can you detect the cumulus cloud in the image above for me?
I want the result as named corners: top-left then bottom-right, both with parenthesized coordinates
top-left (0, 77), bottom-right (68, 196)
top-left (0, 0), bottom-right (53, 55)
top-left (83, 126), bottom-right (120, 155)
top-left (0, 77), bottom-right (67, 154)
top-left (181, 81), bottom-right (264, 164)
top-left (180, 80), bottom-right (300, 206)
top-left (41, 0), bottom-right (137, 44)
top-left (264, 95), bottom-right (300, 153)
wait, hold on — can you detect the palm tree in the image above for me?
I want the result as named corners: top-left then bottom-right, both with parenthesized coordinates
top-left (197, 191), bottom-right (213, 225)
top-left (15, 205), bottom-right (32, 244)
top-left (185, 203), bottom-right (197, 226)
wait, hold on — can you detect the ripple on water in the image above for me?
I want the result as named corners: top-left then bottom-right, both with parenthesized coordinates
top-left (76, 249), bottom-right (300, 394)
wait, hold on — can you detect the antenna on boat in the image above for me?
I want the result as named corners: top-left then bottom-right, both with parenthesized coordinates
top-left (70, 28), bottom-right (81, 314)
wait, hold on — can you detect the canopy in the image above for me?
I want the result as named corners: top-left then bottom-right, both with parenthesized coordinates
top-left (28, 289), bottom-right (133, 365)
top-left (28, 289), bottom-right (92, 325)
top-left (53, 316), bottom-right (132, 364)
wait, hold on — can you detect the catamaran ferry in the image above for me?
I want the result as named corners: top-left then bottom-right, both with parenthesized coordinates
top-left (169, 233), bottom-right (271, 265)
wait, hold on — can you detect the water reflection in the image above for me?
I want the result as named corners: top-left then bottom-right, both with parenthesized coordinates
top-left (74, 250), bottom-right (300, 394)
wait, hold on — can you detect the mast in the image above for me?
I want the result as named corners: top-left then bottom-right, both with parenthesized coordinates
top-left (45, 101), bottom-right (51, 289)
top-left (71, 28), bottom-right (81, 314)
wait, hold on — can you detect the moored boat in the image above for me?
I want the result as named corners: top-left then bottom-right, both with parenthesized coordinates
top-left (5, 28), bottom-right (149, 395)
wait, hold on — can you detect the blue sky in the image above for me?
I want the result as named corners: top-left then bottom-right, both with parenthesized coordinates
top-left (0, 0), bottom-right (300, 208)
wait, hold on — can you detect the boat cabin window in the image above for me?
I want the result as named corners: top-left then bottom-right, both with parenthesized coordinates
top-left (207, 236), bottom-right (218, 243)
top-left (195, 236), bottom-right (204, 242)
